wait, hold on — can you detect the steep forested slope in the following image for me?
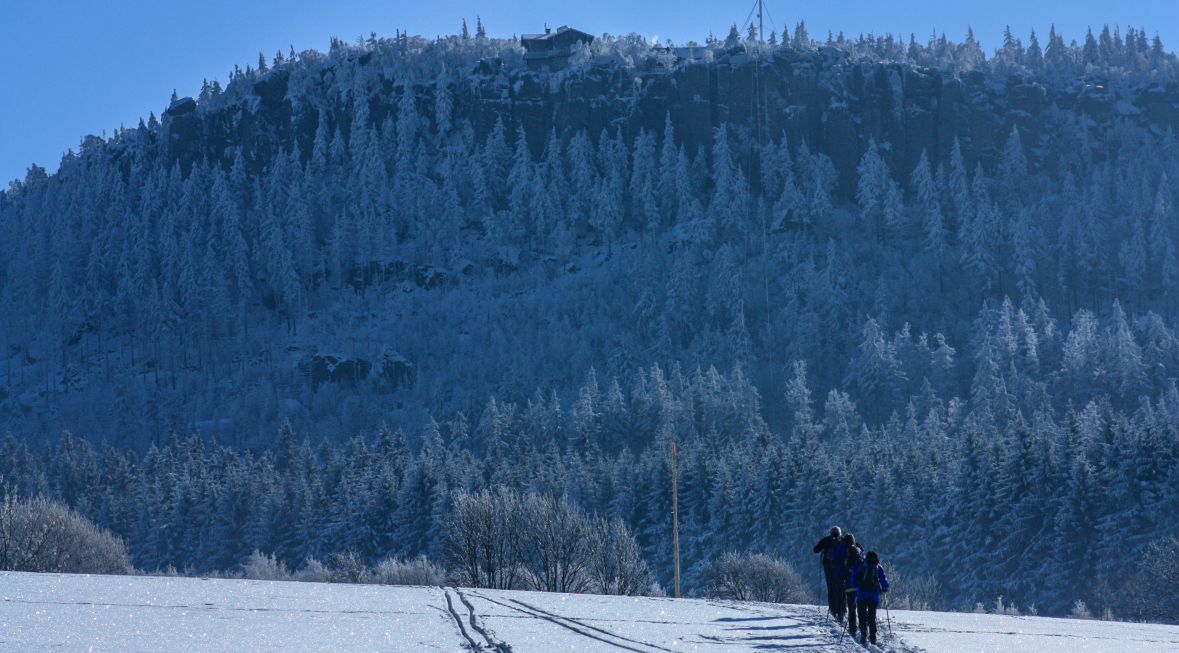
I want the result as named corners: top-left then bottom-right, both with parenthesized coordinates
top-left (2, 25), bottom-right (1179, 617)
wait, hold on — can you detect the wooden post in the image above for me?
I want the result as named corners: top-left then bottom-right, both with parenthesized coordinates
top-left (671, 441), bottom-right (681, 599)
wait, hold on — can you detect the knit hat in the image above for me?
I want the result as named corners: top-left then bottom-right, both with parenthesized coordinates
top-left (830, 526), bottom-right (842, 537)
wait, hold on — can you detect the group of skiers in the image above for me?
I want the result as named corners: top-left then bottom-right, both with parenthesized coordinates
top-left (813, 526), bottom-right (890, 647)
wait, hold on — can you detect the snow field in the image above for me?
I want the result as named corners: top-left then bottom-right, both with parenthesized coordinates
top-left (3, 572), bottom-right (1179, 652)
top-left (888, 608), bottom-right (1179, 653)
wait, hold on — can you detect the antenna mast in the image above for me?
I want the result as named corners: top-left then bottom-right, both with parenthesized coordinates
top-left (745, 0), bottom-right (767, 42)
top-left (758, 0), bottom-right (764, 42)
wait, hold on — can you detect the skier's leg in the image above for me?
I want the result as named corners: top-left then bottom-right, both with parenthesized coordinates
top-left (846, 591), bottom-right (858, 633)
top-left (824, 566), bottom-right (840, 617)
top-left (836, 570), bottom-right (844, 619)
top-left (867, 601), bottom-right (878, 645)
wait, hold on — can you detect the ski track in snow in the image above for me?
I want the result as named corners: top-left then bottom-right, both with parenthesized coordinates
top-left (444, 587), bottom-right (485, 651)
top-left (4, 572), bottom-right (1179, 652)
top-left (506, 596), bottom-right (685, 652)
top-left (468, 590), bottom-right (661, 652)
top-left (474, 591), bottom-right (848, 652)
top-left (818, 614), bottom-right (909, 653)
top-left (450, 587), bottom-right (512, 652)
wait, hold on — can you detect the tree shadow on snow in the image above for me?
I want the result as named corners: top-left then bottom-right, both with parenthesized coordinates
top-left (724, 623), bottom-right (802, 632)
top-left (701, 629), bottom-right (824, 651)
top-left (713, 615), bottom-right (782, 623)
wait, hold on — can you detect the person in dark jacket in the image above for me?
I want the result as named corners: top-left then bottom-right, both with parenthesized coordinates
top-left (849, 550), bottom-right (890, 646)
top-left (841, 534), bottom-right (863, 634)
top-left (812, 526), bottom-right (845, 619)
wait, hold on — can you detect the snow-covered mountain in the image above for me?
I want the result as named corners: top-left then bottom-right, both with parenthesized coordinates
top-left (4, 571), bottom-right (1178, 652)
top-left (3, 24), bottom-right (1179, 620)
top-left (5, 25), bottom-right (1179, 447)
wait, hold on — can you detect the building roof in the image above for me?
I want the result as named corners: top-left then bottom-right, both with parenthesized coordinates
top-left (521, 26), bottom-right (594, 43)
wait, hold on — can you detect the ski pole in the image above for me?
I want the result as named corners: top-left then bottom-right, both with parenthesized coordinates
top-left (884, 589), bottom-right (894, 640)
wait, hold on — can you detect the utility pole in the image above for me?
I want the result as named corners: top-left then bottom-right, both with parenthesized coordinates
top-left (671, 441), bottom-right (681, 598)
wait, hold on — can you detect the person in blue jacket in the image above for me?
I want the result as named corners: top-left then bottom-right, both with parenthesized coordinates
top-left (849, 550), bottom-right (890, 646)
top-left (841, 534), bottom-right (863, 635)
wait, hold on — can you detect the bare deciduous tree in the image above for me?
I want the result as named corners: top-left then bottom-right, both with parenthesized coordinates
top-left (443, 487), bottom-right (652, 595)
top-left (702, 552), bottom-right (806, 604)
top-left (242, 550), bottom-right (291, 580)
top-left (586, 516), bottom-right (652, 596)
top-left (371, 555), bottom-right (447, 586)
top-left (0, 492), bottom-right (132, 575)
top-left (525, 493), bottom-right (591, 593)
top-left (885, 565), bottom-right (941, 611)
top-left (327, 551), bottom-right (369, 583)
top-left (444, 488), bottom-right (527, 589)
top-left (1115, 536), bottom-right (1179, 624)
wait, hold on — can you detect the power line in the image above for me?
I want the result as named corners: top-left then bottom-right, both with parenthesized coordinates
top-left (742, 2), bottom-right (758, 37)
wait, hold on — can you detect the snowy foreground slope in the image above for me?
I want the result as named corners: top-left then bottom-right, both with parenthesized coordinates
top-left (2, 572), bottom-right (1178, 653)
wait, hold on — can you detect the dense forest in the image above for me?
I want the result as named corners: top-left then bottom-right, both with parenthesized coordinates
top-left (2, 21), bottom-right (1179, 618)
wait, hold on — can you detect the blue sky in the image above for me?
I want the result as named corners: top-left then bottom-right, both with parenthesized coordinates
top-left (3, 0), bottom-right (1178, 184)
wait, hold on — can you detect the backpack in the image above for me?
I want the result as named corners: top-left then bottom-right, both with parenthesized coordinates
top-left (859, 564), bottom-right (880, 593)
top-left (845, 546), bottom-right (863, 572)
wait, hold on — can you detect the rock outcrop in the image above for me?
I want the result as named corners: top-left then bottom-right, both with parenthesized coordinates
top-left (159, 48), bottom-right (1179, 198)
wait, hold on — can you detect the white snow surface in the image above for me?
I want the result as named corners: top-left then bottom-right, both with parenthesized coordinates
top-left (2, 572), bottom-right (1178, 652)
top-left (888, 608), bottom-right (1179, 653)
